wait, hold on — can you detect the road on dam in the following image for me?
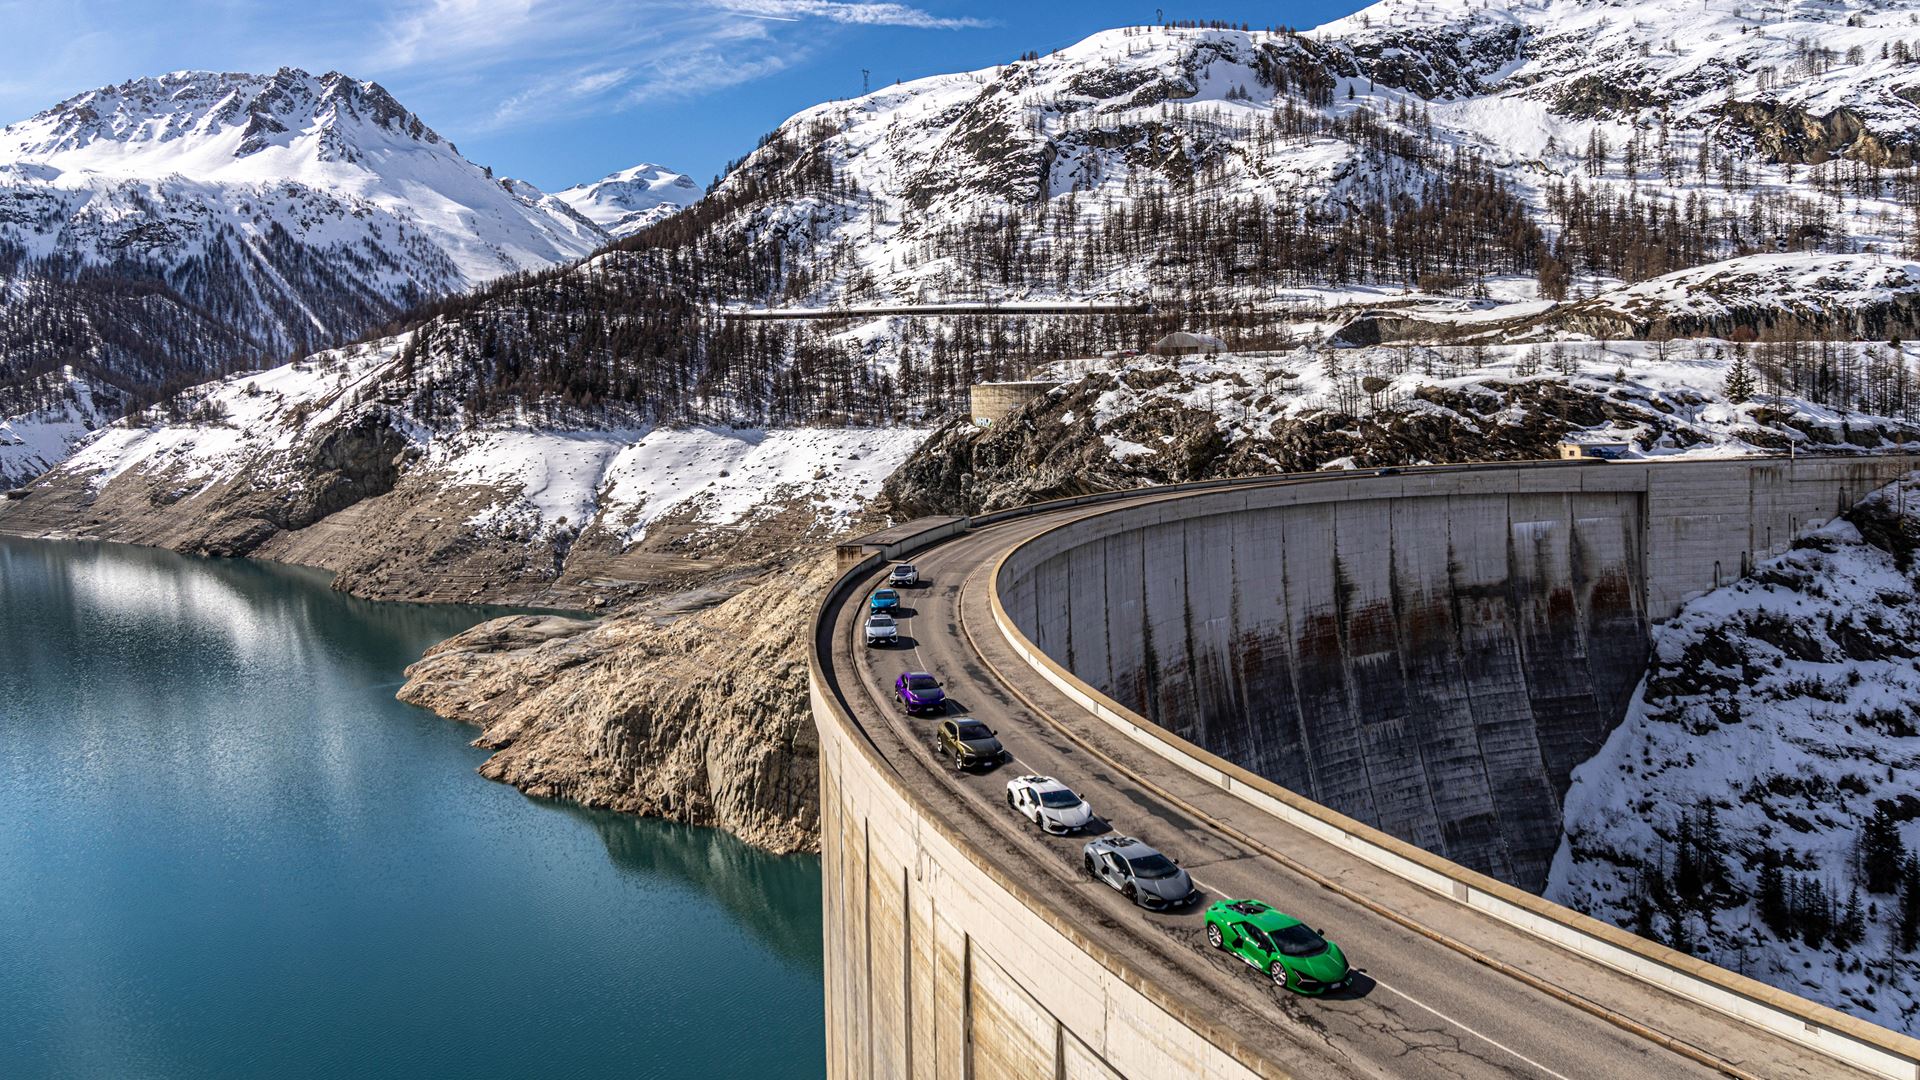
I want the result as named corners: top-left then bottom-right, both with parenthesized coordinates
top-left (826, 480), bottom-right (1882, 1080)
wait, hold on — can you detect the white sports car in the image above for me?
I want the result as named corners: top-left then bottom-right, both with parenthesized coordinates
top-left (1005, 774), bottom-right (1095, 834)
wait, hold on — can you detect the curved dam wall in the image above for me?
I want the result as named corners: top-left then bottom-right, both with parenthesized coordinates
top-left (996, 458), bottom-right (1916, 891)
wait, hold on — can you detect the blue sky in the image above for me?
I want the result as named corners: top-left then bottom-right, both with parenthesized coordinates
top-left (0, 1), bottom-right (1369, 190)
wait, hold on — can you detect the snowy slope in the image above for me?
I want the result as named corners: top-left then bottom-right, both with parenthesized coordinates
top-left (1565, 252), bottom-right (1920, 329)
top-left (0, 68), bottom-right (694, 485)
top-left (553, 163), bottom-right (700, 238)
top-left (1549, 475), bottom-right (1920, 1034)
top-left (658, 0), bottom-right (1920, 317)
top-left (442, 424), bottom-right (926, 547)
top-left (22, 333), bottom-right (928, 560)
top-left (0, 369), bottom-right (127, 488)
top-left (1321, 0), bottom-right (1920, 140)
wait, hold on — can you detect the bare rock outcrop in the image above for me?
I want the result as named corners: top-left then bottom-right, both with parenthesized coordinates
top-left (396, 555), bottom-right (835, 853)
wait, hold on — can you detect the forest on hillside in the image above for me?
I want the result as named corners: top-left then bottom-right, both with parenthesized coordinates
top-left (18, 21), bottom-right (1920, 432)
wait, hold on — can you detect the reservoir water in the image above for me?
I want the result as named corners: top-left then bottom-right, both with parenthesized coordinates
top-left (0, 536), bottom-right (824, 1079)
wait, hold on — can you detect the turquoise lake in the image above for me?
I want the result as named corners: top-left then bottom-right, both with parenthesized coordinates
top-left (0, 535), bottom-right (824, 1079)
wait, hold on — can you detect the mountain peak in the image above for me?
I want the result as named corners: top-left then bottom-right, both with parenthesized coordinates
top-left (0, 67), bottom-right (449, 167)
top-left (554, 162), bottom-right (700, 238)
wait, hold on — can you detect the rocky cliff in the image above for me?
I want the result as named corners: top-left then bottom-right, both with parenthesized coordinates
top-left (395, 555), bottom-right (837, 854)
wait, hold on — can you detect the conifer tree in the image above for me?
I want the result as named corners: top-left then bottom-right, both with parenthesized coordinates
top-left (1758, 848), bottom-right (1789, 934)
top-left (1835, 888), bottom-right (1866, 950)
top-left (1724, 355), bottom-right (1757, 403)
top-left (1899, 856), bottom-right (1920, 952)
top-left (1862, 806), bottom-right (1909, 895)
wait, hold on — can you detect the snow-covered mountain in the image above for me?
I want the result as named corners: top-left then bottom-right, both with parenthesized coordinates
top-left (554, 163), bottom-right (701, 238)
top-left (1321, 0), bottom-right (1920, 152)
top-left (0, 67), bottom-right (702, 485)
top-left (1549, 474), bottom-right (1920, 1034)
top-left (669, 0), bottom-right (1920, 314)
top-left (0, 67), bottom-right (607, 292)
top-left (10, 0), bottom-right (1919, 456)
top-left (15, 0), bottom-right (1920, 547)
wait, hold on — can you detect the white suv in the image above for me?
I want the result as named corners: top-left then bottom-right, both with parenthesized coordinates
top-left (889, 563), bottom-right (919, 587)
top-left (865, 613), bottom-right (899, 647)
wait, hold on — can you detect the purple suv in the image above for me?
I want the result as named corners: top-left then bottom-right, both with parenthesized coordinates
top-left (894, 671), bottom-right (946, 715)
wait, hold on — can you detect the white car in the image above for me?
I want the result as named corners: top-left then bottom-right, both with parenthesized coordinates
top-left (1005, 775), bottom-right (1095, 834)
top-left (865, 613), bottom-right (899, 647)
top-left (890, 563), bottom-right (920, 587)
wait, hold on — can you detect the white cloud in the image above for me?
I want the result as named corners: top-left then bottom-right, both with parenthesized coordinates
top-left (714, 1), bottom-right (989, 29)
top-left (379, 0), bottom-right (540, 68)
top-left (0, 0), bottom-right (987, 149)
top-left (622, 49), bottom-right (798, 107)
top-left (487, 64), bottom-right (633, 128)
top-left (371, 0), bottom-right (982, 132)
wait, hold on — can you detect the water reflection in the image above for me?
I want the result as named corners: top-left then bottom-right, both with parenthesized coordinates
top-left (0, 536), bottom-right (825, 1080)
top-left (563, 802), bottom-right (824, 967)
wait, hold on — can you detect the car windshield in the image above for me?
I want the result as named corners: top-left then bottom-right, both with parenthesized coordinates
top-left (895, 565), bottom-right (915, 574)
top-left (955, 722), bottom-right (992, 740)
top-left (1038, 789), bottom-right (1081, 809)
top-left (906, 675), bottom-right (938, 689)
top-left (876, 590), bottom-right (897, 599)
top-left (1127, 853), bottom-right (1179, 879)
top-left (869, 615), bottom-right (893, 625)
top-left (1270, 923), bottom-right (1328, 957)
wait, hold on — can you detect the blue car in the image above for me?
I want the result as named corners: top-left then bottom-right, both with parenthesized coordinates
top-left (870, 588), bottom-right (901, 612)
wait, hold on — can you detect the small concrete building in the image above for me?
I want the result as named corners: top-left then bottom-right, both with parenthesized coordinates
top-left (1151, 331), bottom-right (1226, 356)
top-left (1557, 435), bottom-right (1632, 460)
top-left (969, 380), bottom-right (1060, 427)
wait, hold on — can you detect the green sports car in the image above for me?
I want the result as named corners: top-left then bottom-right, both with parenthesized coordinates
top-left (1204, 899), bottom-right (1352, 994)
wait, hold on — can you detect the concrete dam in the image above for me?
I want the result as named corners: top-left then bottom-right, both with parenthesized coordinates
top-left (994, 459), bottom-right (1911, 891)
top-left (815, 455), bottom-right (1920, 1080)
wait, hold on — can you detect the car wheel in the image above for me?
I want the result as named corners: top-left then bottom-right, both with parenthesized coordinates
top-left (1122, 883), bottom-right (1137, 904)
top-left (1005, 791), bottom-right (1015, 809)
top-left (1269, 962), bottom-right (1289, 989)
top-left (953, 754), bottom-right (964, 772)
top-left (1206, 924), bottom-right (1223, 950)
top-left (1083, 855), bottom-right (1097, 879)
